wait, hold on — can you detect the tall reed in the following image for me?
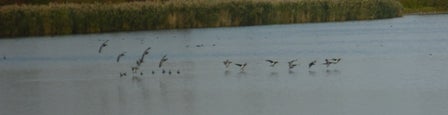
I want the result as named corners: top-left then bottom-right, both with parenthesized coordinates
top-left (0, 0), bottom-right (403, 38)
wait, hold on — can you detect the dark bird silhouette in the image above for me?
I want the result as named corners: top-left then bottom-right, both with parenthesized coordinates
top-left (2, 56), bottom-right (6, 60)
top-left (288, 59), bottom-right (297, 65)
top-left (330, 58), bottom-right (342, 64)
top-left (177, 70), bottom-right (180, 74)
top-left (308, 60), bottom-right (317, 69)
top-left (235, 63), bottom-right (247, 71)
top-left (288, 59), bottom-right (298, 69)
top-left (116, 51), bottom-right (126, 63)
top-left (139, 47), bottom-right (151, 63)
top-left (136, 60), bottom-right (142, 66)
top-left (323, 59), bottom-right (332, 68)
top-left (289, 64), bottom-right (297, 69)
top-left (143, 47), bottom-right (151, 55)
top-left (120, 72), bottom-right (127, 77)
top-left (168, 70), bottom-right (172, 75)
top-left (131, 66), bottom-right (139, 73)
top-left (152, 70), bottom-right (155, 75)
top-left (159, 55), bottom-right (168, 68)
top-left (162, 69), bottom-right (166, 74)
top-left (223, 59), bottom-right (232, 68)
top-left (265, 59), bottom-right (278, 67)
top-left (98, 40), bottom-right (109, 53)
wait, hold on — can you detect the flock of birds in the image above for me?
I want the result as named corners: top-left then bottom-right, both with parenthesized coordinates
top-left (98, 39), bottom-right (342, 78)
top-left (98, 40), bottom-right (179, 78)
top-left (223, 58), bottom-right (342, 72)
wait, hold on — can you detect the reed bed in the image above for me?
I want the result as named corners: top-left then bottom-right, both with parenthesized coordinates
top-left (0, 0), bottom-right (403, 38)
top-left (397, 0), bottom-right (448, 13)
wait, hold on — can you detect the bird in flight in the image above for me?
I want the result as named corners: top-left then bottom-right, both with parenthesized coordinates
top-left (288, 59), bottom-right (298, 69)
top-left (330, 58), bottom-right (342, 64)
top-left (131, 66), bottom-right (139, 73)
top-left (265, 59), bottom-right (278, 67)
top-left (98, 40), bottom-right (109, 53)
top-left (308, 60), bottom-right (317, 69)
top-left (143, 47), bottom-right (151, 55)
top-left (116, 51), bottom-right (126, 63)
top-left (140, 47), bottom-right (151, 63)
top-left (136, 59), bottom-right (142, 66)
top-left (159, 55), bottom-right (168, 68)
top-left (323, 59), bottom-right (332, 68)
top-left (119, 72), bottom-right (127, 77)
top-left (223, 59), bottom-right (232, 68)
top-left (235, 63), bottom-right (247, 71)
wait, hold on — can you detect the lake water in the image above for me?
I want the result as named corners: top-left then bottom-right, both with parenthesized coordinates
top-left (1, 14), bottom-right (448, 115)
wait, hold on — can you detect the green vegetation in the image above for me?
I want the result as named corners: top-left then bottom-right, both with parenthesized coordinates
top-left (0, 0), bottom-right (145, 5)
top-left (397, 0), bottom-right (448, 13)
top-left (0, 0), bottom-right (403, 38)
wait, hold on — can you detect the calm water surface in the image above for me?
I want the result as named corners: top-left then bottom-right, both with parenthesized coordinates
top-left (1, 14), bottom-right (448, 115)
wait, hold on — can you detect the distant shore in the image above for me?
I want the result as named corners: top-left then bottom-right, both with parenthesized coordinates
top-left (0, 0), bottom-right (404, 38)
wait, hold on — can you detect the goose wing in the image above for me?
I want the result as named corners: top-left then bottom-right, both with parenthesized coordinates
top-left (235, 63), bottom-right (242, 67)
top-left (288, 59), bottom-right (297, 64)
top-left (98, 40), bottom-right (109, 53)
top-left (308, 62), bottom-right (314, 68)
top-left (116, 55), bottom-right (121, 62)
top-left (158, 60), bottom-right (163, 68)
top-left (98, 46), bottom-right (103, 53)
top-left (143, 47), bottom-right (151, 55)
top-left (145, 47), bottom-right (151, 52)
top-left (116, 52), bottom-right (126, 62)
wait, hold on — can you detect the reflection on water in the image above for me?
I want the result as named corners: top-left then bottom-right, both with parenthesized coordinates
top-left (269, 72), bottom-right (279, 77)
top-left (308, 71), bottom-right (317, 77)
top-left (224, 70), bottom-right (231, 76)
top-left (288, 70), bottom-right (295, 75)
top-left (325, 69), bottom-right (341, 76)
top-left (2, 15), bottom-right (448, 115)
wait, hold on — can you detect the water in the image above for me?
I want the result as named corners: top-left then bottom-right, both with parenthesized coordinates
top-left (1, 14), bottom-right (448, 115)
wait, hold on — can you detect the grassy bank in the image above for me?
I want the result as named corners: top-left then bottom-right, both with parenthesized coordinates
top-left (0, 0), bottom-right (403, 38)
top-left (397, 0), bottom-right (448, 13)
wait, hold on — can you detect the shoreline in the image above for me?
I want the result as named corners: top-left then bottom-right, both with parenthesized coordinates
top-left (404, 11), bottom-right (448, 15)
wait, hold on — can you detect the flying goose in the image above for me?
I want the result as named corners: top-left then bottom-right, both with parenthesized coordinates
top-left (330, 58), bottom-right (342, 64)
top-left (136, 60), bottom-right (142, 66)
top-left (116, 51), bottom-right (126, 63)
top-left (159, 55), bottom-right (168, 68)
top-left (119, 72), bottom-right (127, 77)
top-left (223, 59), bottom-right (232, 68)
top-left (265, 59), bottom-right (278, 67)
top-left (235, 63), bottom-right (247, 71)
top-left (308, 60), bottom-right (317, 69)
top-left (98, 40), bottom-right (109, 53)
top-left (131, 66), bottom-right (139, 73)
top-left (139, 47), bottom-right (151, 63)
top-left (323, 59), bottom-right (332, 68)
top-left (288, 59), bottom-right (298, 69)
